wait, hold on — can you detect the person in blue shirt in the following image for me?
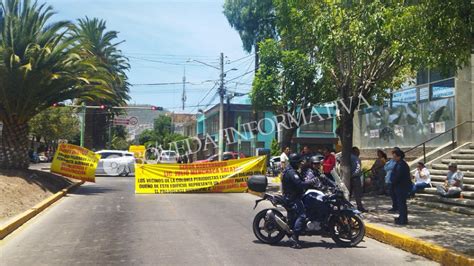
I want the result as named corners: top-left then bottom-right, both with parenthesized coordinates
top-left (390, 149), bottom-right (412, 225)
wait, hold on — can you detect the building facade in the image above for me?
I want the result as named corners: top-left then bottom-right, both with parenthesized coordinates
top-left (196, 102), bottom-right (338, 159)
top-left (353, 55), bottom-right (474, 150)
top-left (196, 103), bottom-right (274, 158)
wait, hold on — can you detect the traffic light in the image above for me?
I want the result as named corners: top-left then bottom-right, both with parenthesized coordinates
top-left (151, 106), bottom-right (163, 111)
top-left (52, 102), bottom-right (65, 107)
top-left (99, 104), bottom-right (107, 110)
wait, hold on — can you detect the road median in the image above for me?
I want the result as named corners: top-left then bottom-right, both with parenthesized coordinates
top-left (0, 181), bottom-right (84, 240)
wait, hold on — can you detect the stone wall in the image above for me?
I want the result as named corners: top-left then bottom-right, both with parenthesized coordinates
top-left (455, 54), bottom-right (474, 144)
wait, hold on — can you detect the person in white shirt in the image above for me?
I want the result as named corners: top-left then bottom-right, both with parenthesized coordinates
top-left (410, 161), bottom-right (431, 196)
top-left (437, 162), bottom-right (464, 198)
top-left (280, 146), bottom-right (290, 170)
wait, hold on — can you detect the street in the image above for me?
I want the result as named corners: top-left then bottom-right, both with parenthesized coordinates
top-left (1, 176), bottom-right (436, 266)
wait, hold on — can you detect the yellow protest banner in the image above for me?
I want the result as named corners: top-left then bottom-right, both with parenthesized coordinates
top-left (135, 156), bottom-right (267, 193)
top-left (129, 145), bottom-right (146, 159)
top-left (51, 144), bottom-right (100, 182)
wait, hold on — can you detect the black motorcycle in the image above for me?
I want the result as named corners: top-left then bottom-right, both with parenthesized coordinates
top-left (248, 175), bottom-right (365, 247)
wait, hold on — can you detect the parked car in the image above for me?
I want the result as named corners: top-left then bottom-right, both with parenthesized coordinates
top-left (158, 150), bottom-right (178, 164)
top-left (95, 150), bottom-right (135, 176)
top-left (195, 152), bottom-right (246, 163)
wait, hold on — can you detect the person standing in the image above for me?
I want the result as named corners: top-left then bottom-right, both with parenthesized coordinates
top-left (322, 147), bottom-right (336, 181)
top-left (300, 145), bottom-right (313, 162)
top-left (391, 149), bottom-right (412, 225)
top-left (280, 146), bottom-right (290, 170)
top-left (371, 149), bottom-right (387, 195)
top-left (351, 147), bottom-right (367, 212)
top-left (385, 147), bottom-right (400, 212)
top-left (410, 162), bottom-right (431, 196)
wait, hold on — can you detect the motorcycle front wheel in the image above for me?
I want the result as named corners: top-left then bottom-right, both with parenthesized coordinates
top-left (252, 209), bottom-right (286, 244)
top-left (330, 213), bottom-right (365, 247)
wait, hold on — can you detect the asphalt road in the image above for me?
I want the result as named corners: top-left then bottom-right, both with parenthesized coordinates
top-left (1, 176), bottom-right (436, 266)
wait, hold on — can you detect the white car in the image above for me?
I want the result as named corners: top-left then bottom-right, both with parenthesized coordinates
top-left (158, 150), bottom-right (178, 164)
top-left (96, 150), bottom-right (135, 176)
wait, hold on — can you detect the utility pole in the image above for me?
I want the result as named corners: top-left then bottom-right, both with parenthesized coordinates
top-left (218, 52), bottom-right (225, 161)
top-left (182, 67), bottom-right (186, 110)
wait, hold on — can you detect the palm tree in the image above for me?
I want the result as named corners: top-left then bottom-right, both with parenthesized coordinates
top-left (0, 0), bottom-right (117, 169)
top-left (72, 17), bottom-right (130, 150)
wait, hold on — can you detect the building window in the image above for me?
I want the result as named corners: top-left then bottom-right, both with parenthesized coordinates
top-left (300, 115), bottom-right (333, 133)
top-left (205, 115), bottom-right (219, 135)
top-left (240, 141), bottom-right (251, 156)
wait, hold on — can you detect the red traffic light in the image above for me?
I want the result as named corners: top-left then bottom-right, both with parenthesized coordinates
top-left (100, 104), bottom-right (107, 110)
top-left (52, 102), bottom-right (65, 107)
top-left (151, 106), bottom-right (163, 111)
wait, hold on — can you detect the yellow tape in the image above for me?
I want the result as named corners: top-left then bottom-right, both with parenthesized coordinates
top-left (135, 156), bottom-right (267, 194)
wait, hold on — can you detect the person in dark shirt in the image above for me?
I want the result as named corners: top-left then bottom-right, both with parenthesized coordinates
top-left (300, 145), bottom-right (313, 162)
top-left (390, 149), bottom-right (412, 225)
top-left (351, 147), bottom-right (367, 212)
top-left (282, 153), bottom-right (316, 248)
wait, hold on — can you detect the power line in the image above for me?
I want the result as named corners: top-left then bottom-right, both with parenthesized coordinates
top-left (227, 54), bottom-right (254, 65)
top-left (189, 82), bottom-right (218, 113)
top-left (131, 80), bottom-right (217, 86)
top-left (125, 52), bottom-right (218, 59)
top-left (128, 56), bottom-right (220, 67)
top-left (225, 69), bottom-right (255, 83)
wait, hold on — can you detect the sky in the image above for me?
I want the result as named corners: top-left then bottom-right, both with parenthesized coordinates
top-left (45, 0), bottom-right (254, 113)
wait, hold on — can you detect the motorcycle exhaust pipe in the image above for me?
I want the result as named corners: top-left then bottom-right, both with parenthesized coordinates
top-left (266, 210), bottom-right (291, 234)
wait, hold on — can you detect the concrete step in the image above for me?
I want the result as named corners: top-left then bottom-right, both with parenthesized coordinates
top-left (459, 149), bottom-right (474, 154)
top-left (412, 200), bottom-right (474, 215)
top-left (417, 187), bottom-right (474, 199)
top-left (415, 193), bottom-right (474, 207)
top-left (429, 181), bottom-right (474, 191)
top-left (441, 159), bottom-right (474, 165)
top-left (451, 154), bottom-right (474, 160)
top-left (429, 169), bottom-right (474, 178)
top-left (431, 164), bottom-right (474, 171)
top-left (430, 175), bottom-right (474, 184)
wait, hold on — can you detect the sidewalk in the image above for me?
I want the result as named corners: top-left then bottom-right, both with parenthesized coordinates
top-left (360, 195), bottom-right (474, 257)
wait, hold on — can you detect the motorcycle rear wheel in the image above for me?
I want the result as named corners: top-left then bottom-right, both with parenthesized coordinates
top-left (330, 213), bottom-right (365, 247)
top-left (252, 209), bottom-right (286, 244)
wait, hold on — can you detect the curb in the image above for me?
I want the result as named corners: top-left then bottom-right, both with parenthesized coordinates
top-left (0, 181), bottom-right (84, 240)
top-left (365, 223), bottom-right (474, 265)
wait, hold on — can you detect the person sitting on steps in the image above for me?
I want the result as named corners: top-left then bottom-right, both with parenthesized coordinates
top-left (410, 161), bottom-right (431, 196)
top-left (436, 162), bottom-right (463, 198)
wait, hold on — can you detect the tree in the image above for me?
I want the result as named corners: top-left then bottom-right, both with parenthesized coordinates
top-left (223, 0), bottom-right (277, 68)
top-left (72, 17), bottom-right (130, 150)
top-left (270, 138), bottom-right (280, 156)
top-left (271, 0), bottom-right (471, 182)
top-left (137, 115), bottom-right (187, 151)
top-left (0, 0), bottom-right (118, 169)
top-left (29, 108), bottom-right (80, 147)
top-left (110, 125), bottom-right (129, 150)
top-left (252, 39), bottom-right (334, 147)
